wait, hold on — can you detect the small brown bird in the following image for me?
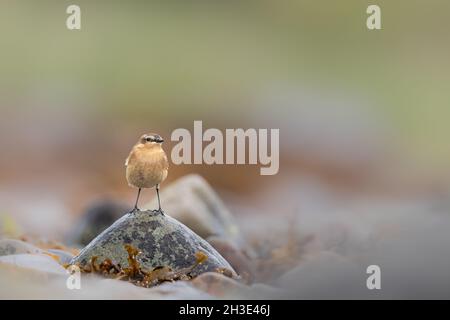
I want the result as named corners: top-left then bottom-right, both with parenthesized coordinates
top-left (125, 133), bottom-right (169, 211)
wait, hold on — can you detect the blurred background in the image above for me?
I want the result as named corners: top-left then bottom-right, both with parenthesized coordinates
top-left (0, 0), bottom-right (449, 245)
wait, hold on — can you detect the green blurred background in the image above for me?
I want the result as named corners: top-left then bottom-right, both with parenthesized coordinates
top-left (0, 0), bottom-right (449, 236)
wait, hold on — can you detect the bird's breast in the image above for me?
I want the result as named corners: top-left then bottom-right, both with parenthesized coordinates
top-left (126, 148), bottom-right (168, 188)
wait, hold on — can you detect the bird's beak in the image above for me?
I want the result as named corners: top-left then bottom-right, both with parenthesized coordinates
top-left (156, 137), bottom-right (164, 143)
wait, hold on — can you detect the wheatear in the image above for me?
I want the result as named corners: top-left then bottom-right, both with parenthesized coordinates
top-left (125, 133), bottom-right (169, 211)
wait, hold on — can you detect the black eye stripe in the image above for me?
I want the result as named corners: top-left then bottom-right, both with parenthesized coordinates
top-left (143, 135), bottom-right (163, 143)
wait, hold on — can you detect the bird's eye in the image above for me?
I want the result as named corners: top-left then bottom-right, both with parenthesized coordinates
top-left (146, 136), bottom-right (153, 142)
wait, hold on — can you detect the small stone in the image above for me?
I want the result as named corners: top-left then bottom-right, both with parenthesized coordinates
top-left (190, 272), bottom-right (281, 298)
top-left (191, 272), bottom-right (246, 297)
top-left (0, 239), bottom-right (44, 256)
top-left (66, 200), bottom-right (128, 246)
top-left (207, 236), bottom-right (254, 282)
top-left (0, 254), bottom-right (67, 275)
top-left (70, 209), bottom-right (237, 280)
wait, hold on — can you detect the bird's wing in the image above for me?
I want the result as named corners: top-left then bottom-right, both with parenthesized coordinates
top-left (163, 153), bottom-right (169, 170)
top-left (125, 150), bottom-right (134, 166)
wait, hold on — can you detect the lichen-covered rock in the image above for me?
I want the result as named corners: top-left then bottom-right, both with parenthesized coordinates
top-left (70, 209), bottom-right (236, 278)
top-left (143, 175), bottom-right (242, 246)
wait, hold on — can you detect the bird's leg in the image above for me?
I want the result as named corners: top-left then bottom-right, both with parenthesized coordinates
top-left (156, 184), bottom-right (161, 211)
top-left (134, 188), bottom-right (141, 211)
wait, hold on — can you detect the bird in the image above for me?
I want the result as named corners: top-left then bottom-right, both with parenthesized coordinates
top-left (125, 133), bottom-right (169, 211)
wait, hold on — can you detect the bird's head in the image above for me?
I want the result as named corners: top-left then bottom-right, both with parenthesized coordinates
top-left (139, 133), bottom-right (164, 146)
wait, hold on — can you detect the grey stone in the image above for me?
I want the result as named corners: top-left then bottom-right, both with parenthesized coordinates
top-left (0, 239), bottom-right (44, 257)
top-left (0, 254), bottom-right (67, 275)
top-left (191, 271), bottom-right (246, 296)
top-left (66, 200), bottom-right (129, 246)
top-left (144, 175), bottom-right (243, 246)
top-left (70, 209), bottom-right (236, 278)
